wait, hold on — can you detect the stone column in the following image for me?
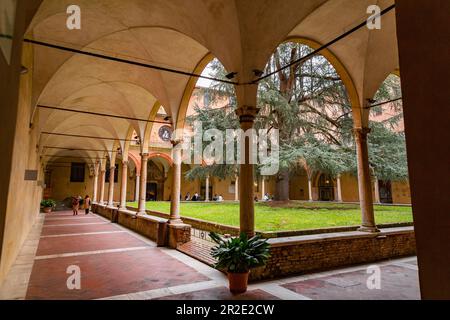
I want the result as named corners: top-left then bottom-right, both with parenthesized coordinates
top-left (92, 166), bottom-right (99, 203)
top-left (169, 140), bottom-right (183, 224)
top-left (134, 173), bottom-right (140, 203)
top-left (107, 165), bottom-right (116, 207)
top-left (373, 177), bottom-right (381, 204)
top-left (336, 174), bottom-right (343, 202)
top-left (354, 128), bottom-right (378, 232)
top-left (236, 106), bottom-right (259, 236)
top-left (260, 176), bottom-right (265, 200)
top-left (119, 161), bottom-right (128, 209)
top-left (205, 175), bottom-right (210, 202)
top-left (99, 170), bottom-right (106, 205)
top-left (308, 178), bottom-right (313, 202)
top-left (137, 153), bottom-right (148, 215)
top-left (234, 175), bottom-right (239, 202)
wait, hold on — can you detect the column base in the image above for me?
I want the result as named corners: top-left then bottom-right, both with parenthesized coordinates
top-left (358, 225), bottom-right (380, 233)
top-left (167, 223), bottom-right (191, 248)
top-left (167, 218), bottom-right (184, 225)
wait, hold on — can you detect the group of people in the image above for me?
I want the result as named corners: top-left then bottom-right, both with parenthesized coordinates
top-left (212, 194), bottom-right (224, 202)
top-left (71, 195), bottom-right (91, 216)
top-left (254, 193), bottom-right (273, 202)
top-left (184, 192), bottom-right (200, 201)
top-left (183, 192), bottom-right (224, 202)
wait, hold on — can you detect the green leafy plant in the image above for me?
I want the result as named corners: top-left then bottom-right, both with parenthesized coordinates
top-left (41, 199), bottom-right (56, 208)
top-left (210, 232), bottom-right (270, 273)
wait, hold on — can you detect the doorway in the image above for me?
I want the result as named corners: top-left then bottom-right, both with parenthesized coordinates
top-left (318, 174), bottom-right (335, 201)
top-left (146, 182), bottom-right (158, 201)
top-left (379, 180), bottom-right (393, 204)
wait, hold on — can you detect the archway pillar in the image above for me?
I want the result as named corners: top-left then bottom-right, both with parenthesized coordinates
top-left (336, 174), bottom-right (343, 202)
top-left (205, 175), bottom-right (210, 202)
top-left (373, 177), bottom-right (381, 204)
top-left (135, 174), bottom-right (140, 203)
top-left (99, 170), bottom-right (106, 205)
top-left (107, 165), bottom-right (116, 207)
top-left (168, 140), bottom-right (183, 224)
top-left (236, 104), bottom-right (259, 237)
top-left (92, 163), bottom-right (99, 203)
top-left (234, 174), bottom-right (239, 201)
top-left (119, 161), bottom-right (128, 209)
top-left (137, 153), bottom-right (149, 215)
top-left (307, 179), bottom-right (313, 202)
top-left (353, 128), bottom-right (378, 233)
top-left (261, 176), bottom-right (265, 200)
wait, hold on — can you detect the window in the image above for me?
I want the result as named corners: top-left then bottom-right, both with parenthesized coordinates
top-left (70, 163), bottom-right (85, 182)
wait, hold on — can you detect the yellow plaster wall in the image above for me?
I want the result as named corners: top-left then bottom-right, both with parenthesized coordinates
top-left (340, 173), bottom-right (360, 202)
top-left (289, 174), bottom-right (309, 200)
top-left (392, 181), bottom-right (412, 204)
top-left (0, 43), bottom-right (43, 284)
top-left (49, 162), bottom-right (137, 203)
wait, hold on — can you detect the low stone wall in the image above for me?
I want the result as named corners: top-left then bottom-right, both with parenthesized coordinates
top-left (128, 206), bottom-right (413, 239)
top-left (261, 222), bottom-right (414, 239)
top-left (92, 204), bottom-right (186, 247)
top-left (250, 226), bottom-right (416, 281)
top-left (126, 207), bottom-right (241, 236)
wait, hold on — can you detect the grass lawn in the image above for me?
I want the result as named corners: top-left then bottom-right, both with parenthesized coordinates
top-left (127, 201), bottom-right (413, 232)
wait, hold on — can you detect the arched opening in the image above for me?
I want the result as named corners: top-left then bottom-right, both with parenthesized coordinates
top-left (318, 174), bottom-right (335, 202)
top-left (256, 39), bottom-right (356, 202)
top-left (370, 73), bottom-right (409, 205)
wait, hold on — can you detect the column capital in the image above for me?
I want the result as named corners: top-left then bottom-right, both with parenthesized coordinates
top-left (236, 106), bottom-right (260, 123)
top-left (170, 138), bottom-right (183, 147)
top-left (140, 153), bottom-right (149, 160)
top-left (122, 160), bottom-right (128, 165)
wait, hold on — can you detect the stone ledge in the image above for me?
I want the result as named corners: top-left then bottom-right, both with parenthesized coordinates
top-left (268, 226), bottom-right (414, 247)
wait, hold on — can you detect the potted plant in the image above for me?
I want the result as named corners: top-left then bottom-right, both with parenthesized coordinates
top-left (210, 232), bottom-right (270, 294)
top-left (41, 199), bottom-right (56, 213)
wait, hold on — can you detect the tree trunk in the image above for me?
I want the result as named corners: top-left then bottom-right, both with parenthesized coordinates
top-left (275, 169), bottom-right (290, 201)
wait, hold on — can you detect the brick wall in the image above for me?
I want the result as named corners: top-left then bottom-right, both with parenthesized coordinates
top-left (250, 227), bottom-right (416, 281)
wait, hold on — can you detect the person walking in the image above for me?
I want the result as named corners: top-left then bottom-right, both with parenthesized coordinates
top-left (84, 195), bottom-right (91, 215)
top-left (72, 196), bottom-right (80, 216)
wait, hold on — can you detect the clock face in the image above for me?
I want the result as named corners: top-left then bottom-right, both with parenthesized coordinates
top-left (158, 125), bottom-right (172, 142)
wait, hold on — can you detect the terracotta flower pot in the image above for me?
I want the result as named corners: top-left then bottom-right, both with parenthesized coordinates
top-left (227, 271), bottom-right (249, 294)
top-left (43, 207), bottom-right (52, 213)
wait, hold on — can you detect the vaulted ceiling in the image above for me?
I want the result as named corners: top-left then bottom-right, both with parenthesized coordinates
top-left (26, 0), bottom-right (398, 164)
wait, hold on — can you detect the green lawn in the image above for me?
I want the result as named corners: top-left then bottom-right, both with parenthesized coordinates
top-left (127, 201), bottom-right (413, 232)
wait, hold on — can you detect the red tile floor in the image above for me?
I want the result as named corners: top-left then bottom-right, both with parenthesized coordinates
top-left (0, 210), bottom-right (420, 300)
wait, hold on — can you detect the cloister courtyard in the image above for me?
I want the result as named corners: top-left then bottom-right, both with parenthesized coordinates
top-left (0, 0), bottom-right (449, 303)
top-left (128, 201), bottom-right (413, 231)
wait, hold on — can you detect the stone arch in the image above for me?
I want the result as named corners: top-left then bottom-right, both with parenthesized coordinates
top-left (284, 37), bottom-right (362, 127)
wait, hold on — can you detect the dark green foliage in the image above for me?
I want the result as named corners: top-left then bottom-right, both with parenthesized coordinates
top-left (210, 232), bottom-right (271, 273)
top-left (41, 199), bottom-right (56, 208)
top-left (186, 44), bottom-right (408, 184)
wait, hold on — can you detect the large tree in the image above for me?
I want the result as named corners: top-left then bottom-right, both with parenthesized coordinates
top-left (186, 43), bottom-right (407, 199)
